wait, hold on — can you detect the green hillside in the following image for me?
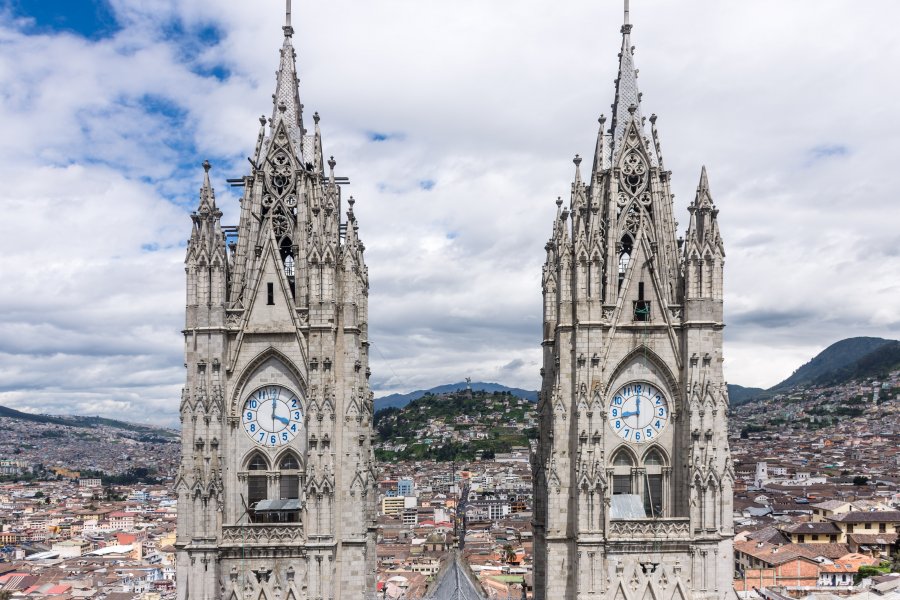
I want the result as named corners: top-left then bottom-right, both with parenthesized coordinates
top-left (775, 337), bottom-right (897, 390)
top-left (374, 390), bottom-right (536, 462)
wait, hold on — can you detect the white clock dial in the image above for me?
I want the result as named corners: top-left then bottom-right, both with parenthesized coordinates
top-left (242, 385), bottom-right (304, 447)
top-left (607, 382), bottom-right (669, 443)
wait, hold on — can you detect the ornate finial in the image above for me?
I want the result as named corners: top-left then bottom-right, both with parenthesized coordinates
top-left (599, 114), bottom-right (607, 126)
top-left (328, 156), bottom-right (336, 170)
top-left (649, 113), bottom-right (658, 125)
top-left (259, 115), bottom-right (267, 126)
top-left (573, 154), bottom-right (582, 167)
top-left (348, 196), bottom-right (356, 208)
top-left (313, 112), bottom-right (320, 124)
top-left (556, 196), bottom-right (563, 207)
top-left (202, 160), bottom-right (211, 173)
top-left (628, 104), bottom-right (637, 115)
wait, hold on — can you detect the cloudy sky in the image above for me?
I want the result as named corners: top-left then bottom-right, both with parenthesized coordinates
top-left (0, 0), bottom-right (898, 427)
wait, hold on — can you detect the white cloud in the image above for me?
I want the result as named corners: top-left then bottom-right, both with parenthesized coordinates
top-left (0, 0), bottom-right (898, 425)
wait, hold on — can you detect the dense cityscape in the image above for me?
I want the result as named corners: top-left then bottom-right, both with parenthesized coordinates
top-left (0, 368), bottom-right (897, 598)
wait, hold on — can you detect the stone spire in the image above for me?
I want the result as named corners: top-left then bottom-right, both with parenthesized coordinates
top-left (272, 0), bottom-right (305, 154)
top-left (686, 166), bottom-right (724, 255)
top-left (609, 0), bottom-right (644, 151)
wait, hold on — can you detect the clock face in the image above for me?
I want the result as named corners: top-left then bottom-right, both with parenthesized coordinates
top-left (607, 382), bottom-right (669, 443)
top-left (242, 385), bottom-right (304, 447)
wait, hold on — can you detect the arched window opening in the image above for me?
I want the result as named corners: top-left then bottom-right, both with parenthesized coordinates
top-left (643, 449), bottom-right (665, 518)
top-left (279, 454), bottom-right (301, 501)
top-left (284, 255), bottom-right (295, 277)
top-left (618, 236), bottom-right (633, 291)
top-left (246, 453), bottom-right (269, 515)
top-left (280, 238), bottom-right (296, 299)
top-left (611, 451), bottom-right (634, 496)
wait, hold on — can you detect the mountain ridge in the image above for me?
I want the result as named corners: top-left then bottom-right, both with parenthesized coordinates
top-left (375, 382), bottom-right (538, 411)
top-left (374, 337), bottom-right (900, 411)
top-left (0, 404), bottom-right (177, 437)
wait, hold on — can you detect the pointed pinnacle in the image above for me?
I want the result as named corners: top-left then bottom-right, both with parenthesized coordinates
top-left (202, 160), bottom-right (211, 173)
top-left (699, 165), bottom-right (709, 190)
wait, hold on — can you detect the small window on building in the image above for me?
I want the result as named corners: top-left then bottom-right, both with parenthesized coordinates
top-left (634, 281), bottom-right (651, 321)
top-left (284, 255), bottom-right (295, 278)
top-left (267, 282), bottom-right (275, 305)
top-left (247, 453), bottom-right (269, 510)
top-left (643, 449), bottom-right (665, 518)
top-left (279, 455), bottom-right (301, 500)
top-left (611, 451), bottom-right (634, 496)
top-left (879, 523), bottom-right (886, 533)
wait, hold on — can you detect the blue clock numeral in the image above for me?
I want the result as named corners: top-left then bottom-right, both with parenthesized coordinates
top-left (249, 400), bottom-right (257, 409)
top-left (258, 432), bottom-right (265, 442)
top-left (290, 424), bottom-right (297, 433)
top-left (250, 424), bottom-right (256, 433)
top-left (655, 395), bottom-right (662, 404)
top-left (291, 398), bottom-right (298, 408)
top-left (246, 411), bottom-right (253, 421)
top-left (645, 428), bottom-right (653, 438)
top-left (622, 428), bottom-right (631, 440)
top-left (270, 435), bottom-right (277, 445)
top-left (614, 420), bottom-right (622, 429)
top-left (658, 408), bottom-right (666, 417)
top-left (613, 396), bottom-right (623, 406)
top-left (282, 432), bottom-right (288, 441)
top-left (634, 431), bottom-right (641, 441)
top-left (655, 420), bottom-right (662, 429)
top-left (611, 408), bottom-right (618, 417)
top-left (293, 411), bottom-right (301, 420)
top-left (634, 385), bottom-right (642, 395)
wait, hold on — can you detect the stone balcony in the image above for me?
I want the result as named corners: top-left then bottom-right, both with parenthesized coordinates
top-left (607, 518), bottom-right (691, 541)
top-left (220, 524), bottom-right (304, 546)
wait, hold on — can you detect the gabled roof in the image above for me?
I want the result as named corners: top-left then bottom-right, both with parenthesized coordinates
top-left (828, 510), bottom-right (900, 523)
top-left (425, 551), bottom-right (487, 600)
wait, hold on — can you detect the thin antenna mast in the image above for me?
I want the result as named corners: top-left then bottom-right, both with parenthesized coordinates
top-left (624, 0), bottom-right (630, 25)
top-left (286, 0), bottom-right (292, 27)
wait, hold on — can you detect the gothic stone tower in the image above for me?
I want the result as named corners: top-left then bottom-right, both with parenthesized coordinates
top-left (533, 6), bottom-right (735, 600)
top-left (175, 7), bottom-right (377, 599)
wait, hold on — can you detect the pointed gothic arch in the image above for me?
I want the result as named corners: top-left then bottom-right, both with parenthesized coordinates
top-left (228, 348), bottom-right (307, 415)
top-left (606, 346), bottom-right (680, 411)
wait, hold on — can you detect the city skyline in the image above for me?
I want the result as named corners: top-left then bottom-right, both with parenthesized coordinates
top-left (0, 0), bottom-right (898, 426)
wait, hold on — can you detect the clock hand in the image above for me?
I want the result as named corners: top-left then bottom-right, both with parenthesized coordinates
top-left (274, 415), bottom-right (290, 425)
top-left (621, 410), bottom-right (638, 418)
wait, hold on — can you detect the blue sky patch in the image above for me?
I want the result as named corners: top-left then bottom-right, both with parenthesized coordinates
top-left (8, 0), bottom-right (120, 40)
top-left (366, 131), bottom-right (405, 143)
top-left (809, 144), bottom-right (849, 160)
top-left (419, 179), bottom-right (436, 191)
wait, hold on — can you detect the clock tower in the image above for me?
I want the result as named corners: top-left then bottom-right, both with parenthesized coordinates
top-left (533, 4), bottom-right (735, 600)
top-left (175, 4), bottom-right (377, 599)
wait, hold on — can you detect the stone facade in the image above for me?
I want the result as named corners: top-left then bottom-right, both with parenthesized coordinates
top-left (532, 8), bottom-right (735, 600)
top-left (175, 8), bottom-right (377, 600)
